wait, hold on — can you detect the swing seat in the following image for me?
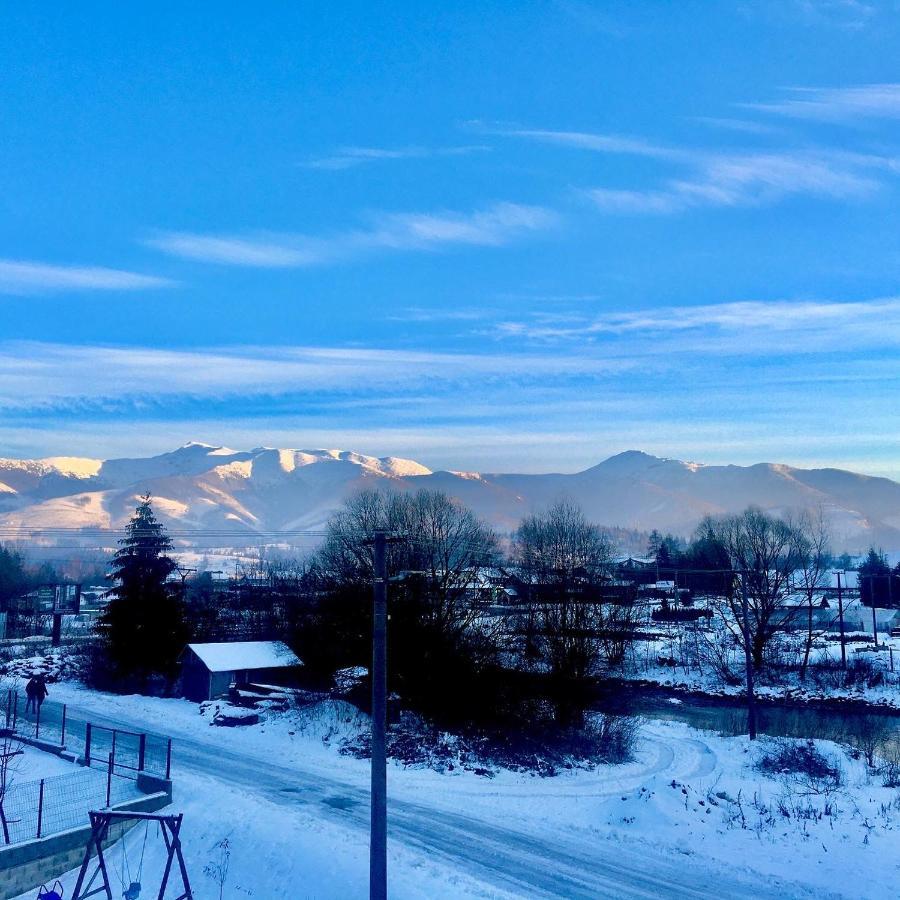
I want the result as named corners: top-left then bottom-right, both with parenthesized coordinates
top-left (123, 881), bottom-right (141, 900)
top-left (37, 882), bottom-right (63, 900)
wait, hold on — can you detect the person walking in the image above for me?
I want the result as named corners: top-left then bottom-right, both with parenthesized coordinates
top-left (25, 676), bottom-right (38, 714)
top-left (34, 674), bottom-right (49, 712)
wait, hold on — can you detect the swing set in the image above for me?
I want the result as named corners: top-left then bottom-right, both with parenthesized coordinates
top-left (66, 810), bottom-right (193, 900)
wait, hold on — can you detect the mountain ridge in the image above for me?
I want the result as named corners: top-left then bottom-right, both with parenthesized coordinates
top-left (0, 444), bottom-right (897, 550)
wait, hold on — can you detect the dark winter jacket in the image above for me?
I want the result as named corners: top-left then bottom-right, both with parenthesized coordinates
top-left (26, 677), bottom-right (48, 700)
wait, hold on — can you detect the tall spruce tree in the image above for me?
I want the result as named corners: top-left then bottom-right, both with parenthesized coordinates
top-left (100, 494), bottom-right (187, 689)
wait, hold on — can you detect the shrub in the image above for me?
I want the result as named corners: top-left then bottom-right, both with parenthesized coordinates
top-left (757, 739), bottom-right (841, 792)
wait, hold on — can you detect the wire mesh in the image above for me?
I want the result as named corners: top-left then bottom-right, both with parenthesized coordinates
top-left (1, 767), bottom-right (142, 845)
top-left (85, 725), bottom-right (171, 780)
top-left (11, 696), bottom-right (68, 747)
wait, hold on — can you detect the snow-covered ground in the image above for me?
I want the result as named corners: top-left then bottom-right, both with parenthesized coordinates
top-left (6, 742), bottom-right (77, 781)
top-left (624, 627), bottom-right (900, 710)
top-left (10, 683), bottom-right (898, 899)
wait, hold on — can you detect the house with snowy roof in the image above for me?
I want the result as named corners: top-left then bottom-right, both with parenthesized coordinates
top-left (180, 640), bottom-right (303, 702)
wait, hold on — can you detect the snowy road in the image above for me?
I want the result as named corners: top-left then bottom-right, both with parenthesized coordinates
top-left (54, 699), bottom-right (820, 900)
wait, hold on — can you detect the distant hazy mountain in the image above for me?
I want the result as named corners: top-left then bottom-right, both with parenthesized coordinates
top-left (0, 443), bottom-right (898, 551)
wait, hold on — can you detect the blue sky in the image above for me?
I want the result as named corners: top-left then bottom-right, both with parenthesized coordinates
top-left (1, 1), bottom-right (899, 477)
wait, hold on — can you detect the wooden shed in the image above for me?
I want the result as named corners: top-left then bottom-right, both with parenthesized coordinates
top-left (180, 640), bottom-right (303, 702)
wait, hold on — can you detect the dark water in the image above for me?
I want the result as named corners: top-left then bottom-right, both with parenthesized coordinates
top-left (597, 684), bottom-right (900, 756)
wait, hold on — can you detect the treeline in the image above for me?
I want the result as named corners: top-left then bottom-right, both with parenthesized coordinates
top-left (87, 492), bottom-right (871, 736)
top-left (0, 545), bottom-right (74, 606)
top-left (86, 492), bottom-right (649, 741)
top-left (857, 548), bottom-right (900, 606)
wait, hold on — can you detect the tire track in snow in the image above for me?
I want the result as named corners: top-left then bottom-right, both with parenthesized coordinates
top-left (59, 703), bottom-right (818, 900)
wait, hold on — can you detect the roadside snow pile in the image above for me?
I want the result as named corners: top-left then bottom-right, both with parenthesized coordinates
top-left (200, 701), bottom-right (260, 727)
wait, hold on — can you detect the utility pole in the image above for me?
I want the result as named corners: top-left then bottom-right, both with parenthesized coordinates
top-left (739, 571), bottom-right (757, 740)
top-left (370, 531), bottom-right (388, 900)
top-left (872, 579), bottom-right (879, 648)
top-left (837, 571), bottom-right (846, 670)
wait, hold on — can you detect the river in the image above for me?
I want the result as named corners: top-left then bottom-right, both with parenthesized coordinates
top-left (598, 683), bottom-right (900, 757)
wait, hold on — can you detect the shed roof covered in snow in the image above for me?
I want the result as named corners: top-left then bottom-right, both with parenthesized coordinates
top-left (185, 641), bottom-right (302, 673)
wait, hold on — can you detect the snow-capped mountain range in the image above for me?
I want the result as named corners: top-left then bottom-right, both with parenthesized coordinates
top-left (0, 442), bottom-right (898, 550)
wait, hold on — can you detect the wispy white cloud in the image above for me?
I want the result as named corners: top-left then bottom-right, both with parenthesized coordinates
top-left (741, 1), bottom-right (878, 31)
top-left (494, 123), bottom-right (894, 214)
top-left (489, 127), bottom-right (685, 162)
top-left (692, 116), bottom-right (784, 135)
top-left (2, 297), bottom-right (897, 414)
top-left (388, 307), bottom-right (494, 323)
top-left (0, 340), bottom-right (634, 411)
top-left (749, 83), bottom-right (900, 122)
top-left (0, 259), bottom-right (173, 295)
top-left (586, 149), bottom-right (883, 214)
top-left (369, 203), bottom-right (558, 248)
top-left (490, 296), bottom-right (900, 353)
top-left (301, 144), bottom-right (489, 170)
top-left (146, 202), bottom-right (559, 268)
top-left (143, 234), bottom-right (330, 268)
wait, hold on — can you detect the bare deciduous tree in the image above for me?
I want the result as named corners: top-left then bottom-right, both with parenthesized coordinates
top-left (315, 489), bottom-right (500, 682)
top-left (512, 500), bottom-right (620, 682)
top-left (703, 507), bottom-right (805, 670)
top-left (790, 507), bottom-right (834, 677)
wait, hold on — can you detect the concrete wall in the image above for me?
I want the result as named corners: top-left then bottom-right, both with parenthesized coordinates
top-left (0, 784), bottom-right (173, 900)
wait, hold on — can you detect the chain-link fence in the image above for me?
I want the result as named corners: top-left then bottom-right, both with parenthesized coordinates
top-left (2, 690), bottom-right (67, 747)
top-left (0, 765), bottom-right (142, 845)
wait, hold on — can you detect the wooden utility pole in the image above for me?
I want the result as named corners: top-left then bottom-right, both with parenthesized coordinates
top-left (837, 571), bottom-right (847, 670)
top-left (370, 531), bottom-right (388, 900)
top-left (739, 572), bottom-right (757, 740)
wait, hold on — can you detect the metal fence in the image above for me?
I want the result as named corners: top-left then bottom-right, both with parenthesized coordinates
top-left (0, 764), bottom-right (142, 845)
top-left (84, 724), bottom-right (171, 781)
top-left (0, 690), bottom-right (173, 846)
top-left (2, 690), bottom-right (67, 747)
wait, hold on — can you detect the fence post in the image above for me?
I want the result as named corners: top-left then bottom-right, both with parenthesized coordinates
top-left (35, 701), bottom-right (40, 740)
top-left (12, 692), bottom-right (17, 731)
top-left (36, 779), bottom-right (45, 838)
top-left (85, 722), bottom-right (92, 767)
top-left (106, 752), bottom-right (113, 807)
top-left (60, 704), bottom-right (67, 747)
top-left (138, 733), bottom-right (147, 772)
